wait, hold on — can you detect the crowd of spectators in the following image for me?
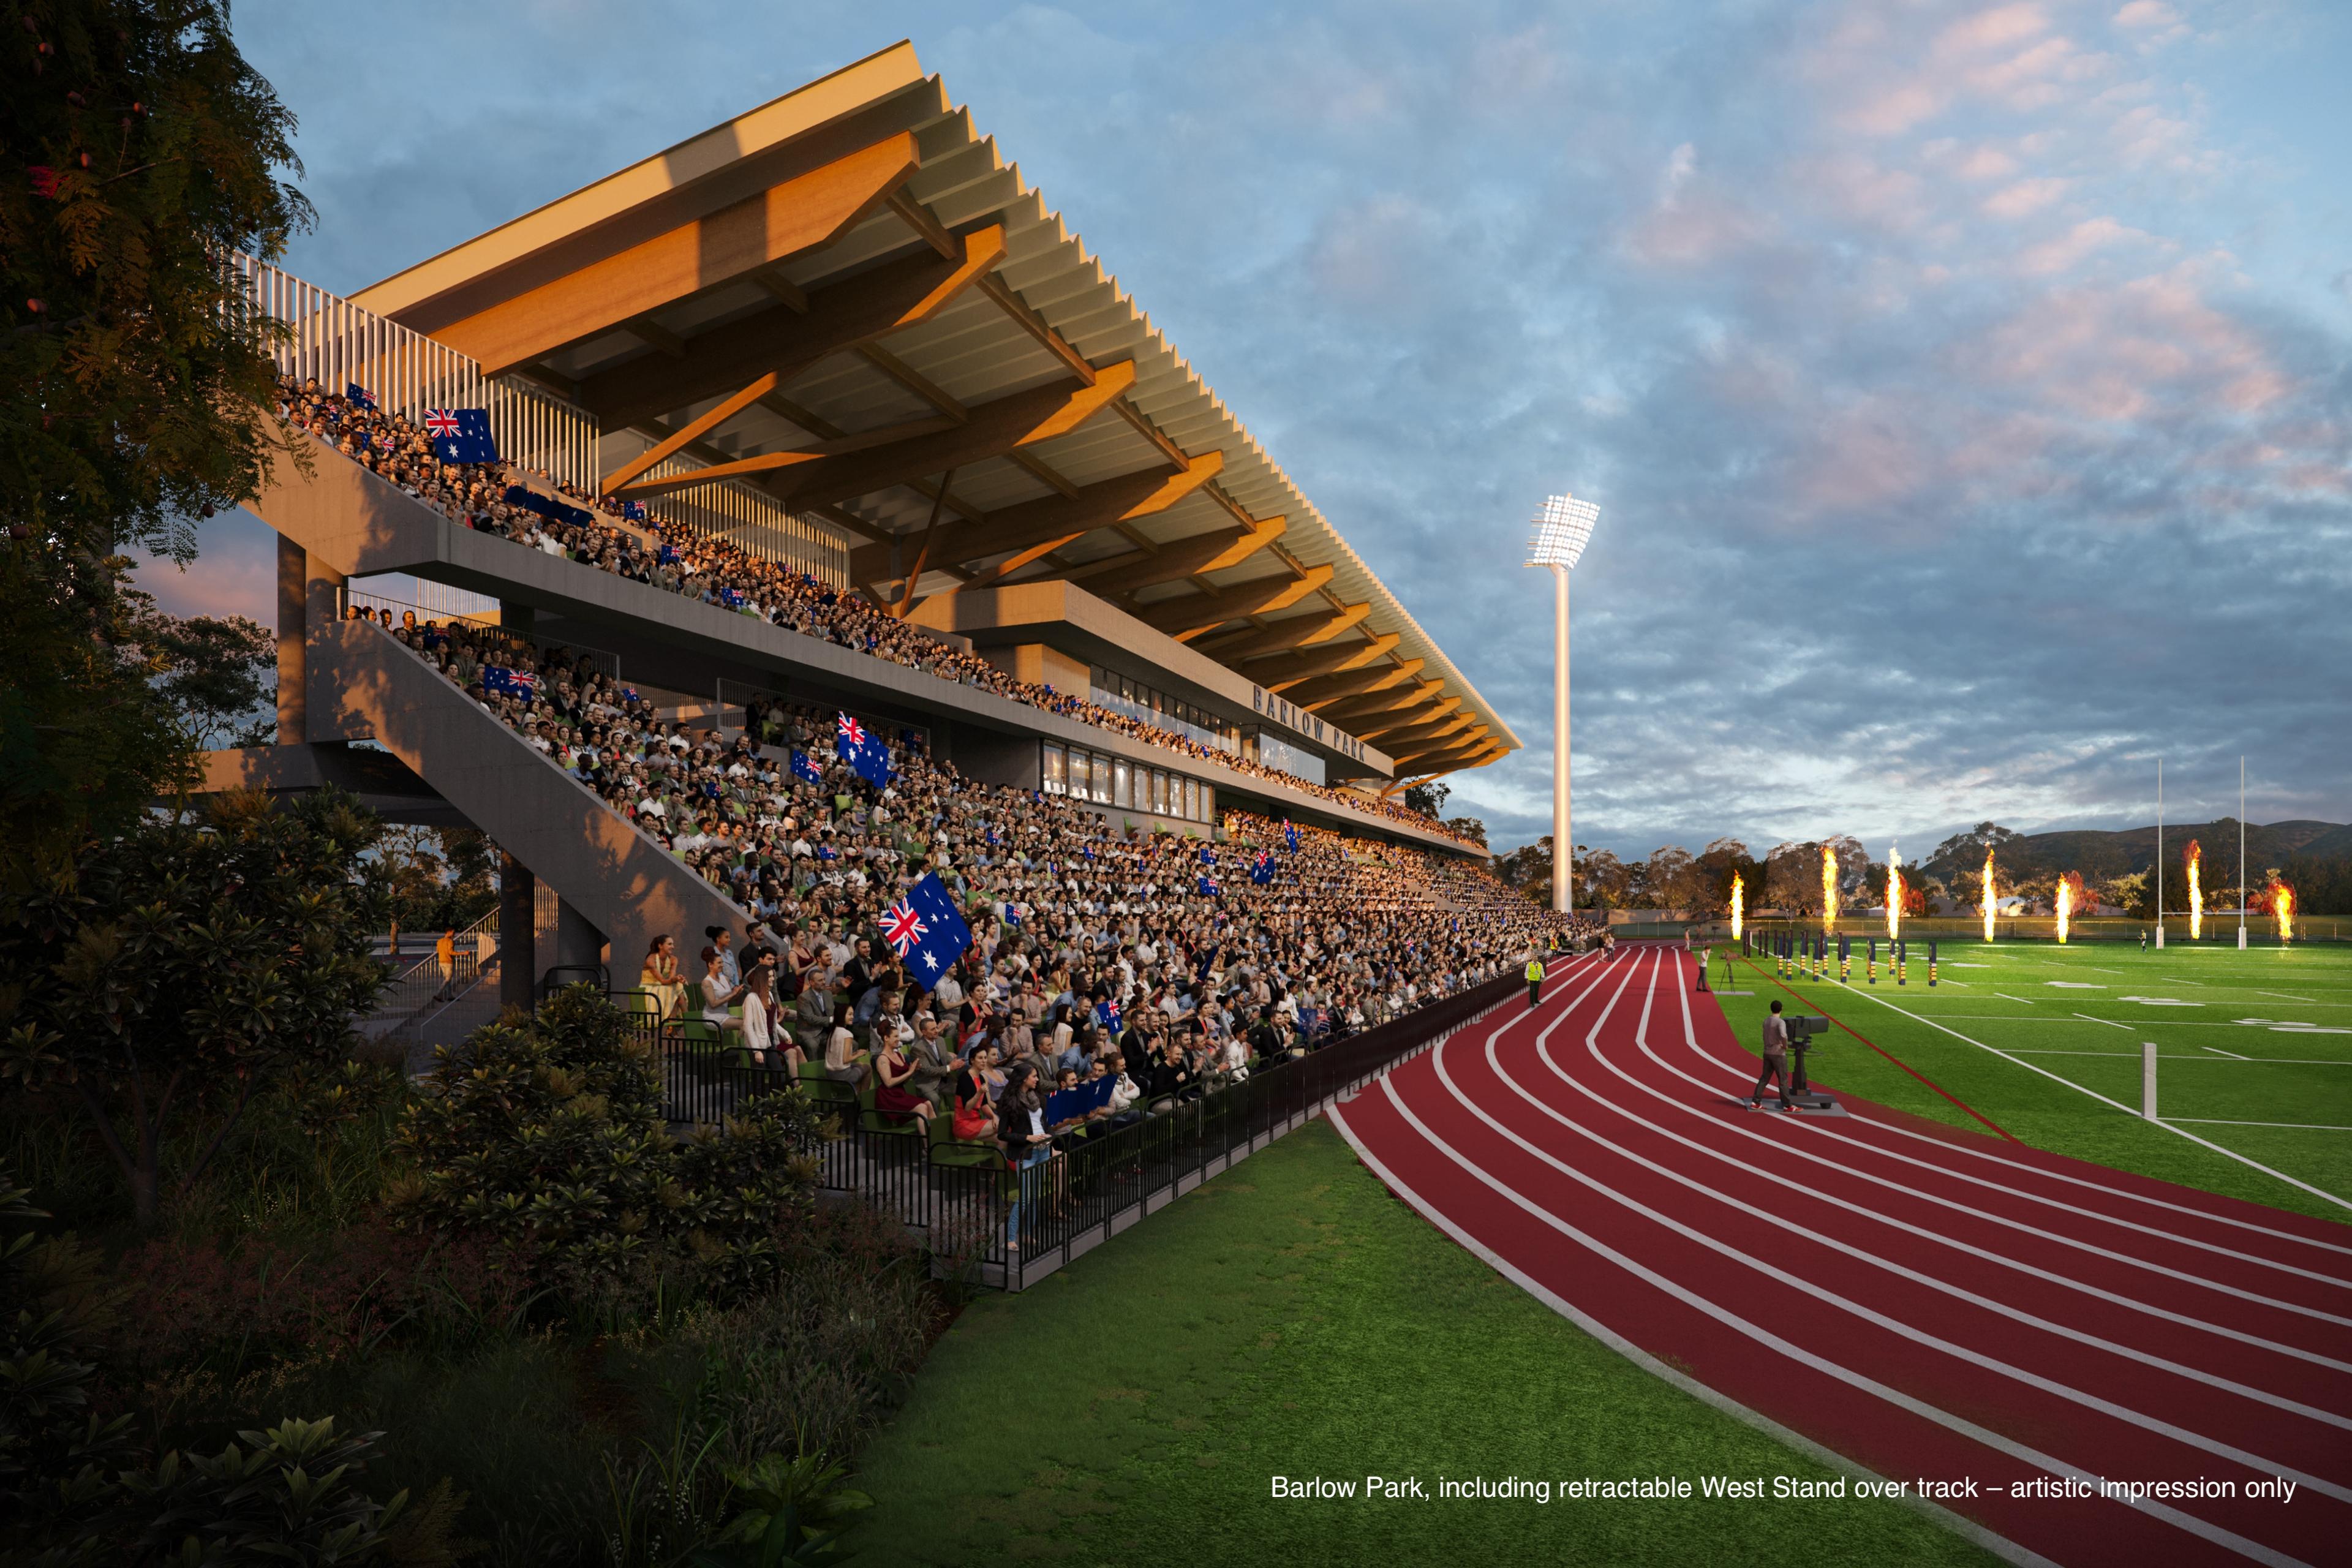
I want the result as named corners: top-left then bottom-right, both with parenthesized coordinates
top-left (362, 606), bottom-right (1588, 1126)
top-left (279, 375), bottom-right (1485, 849)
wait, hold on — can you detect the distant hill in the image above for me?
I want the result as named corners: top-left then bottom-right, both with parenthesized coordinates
top-left (1921, 819), bottom-right (2348, 893)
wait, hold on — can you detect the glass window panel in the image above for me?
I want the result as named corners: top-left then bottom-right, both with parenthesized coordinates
top-left (1182, 777), bottom-right (1198, 820)
top-left (1113, 758), bottom-right (1131, 808)
top-left (1094, 753), bottom-right (1113, 804)
top-left (1068, 749), bottom-right (1089, 798)
top-left (1042, 744), bottom-right (1065, 794)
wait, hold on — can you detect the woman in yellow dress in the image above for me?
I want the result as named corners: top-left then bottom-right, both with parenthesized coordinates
top-left (639, 933), bottom-right (688, 1019)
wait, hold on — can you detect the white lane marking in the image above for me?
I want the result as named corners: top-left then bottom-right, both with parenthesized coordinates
top-left (2207, 1046), bottom-right (2252, 1060)
top-left (1368, 1064), bottom-right (2325, 1555)
top-left (2048, 982), bottom-right (2105, 989)
top-left (2123, 997), bottom-right (2204, 1007)
top-left (1483, 954), bottom-right (2352, 1425)
top-left (1996, 993), bottom-right (2040, 1005)
top-left (2078, 1012), bottom-right (2133, 1030)
top-left (2168, 1118), bottom-right (2352, 1132)
top-left (2259, 993), bottom-right (2318, 1005)
top-left (1793, 970), bottom-right (2352, 1219)
top-left (1325, 1107), bottom-right (2066, 1568)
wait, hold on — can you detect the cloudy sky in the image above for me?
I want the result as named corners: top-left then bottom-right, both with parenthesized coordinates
top-left (156, 0), bottom-right (2352, 858)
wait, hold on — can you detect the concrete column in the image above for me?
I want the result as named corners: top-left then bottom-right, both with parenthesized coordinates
top-left (301, 559), bottom-right (348, 743)
top-left (276, 536), bottom-right (306, 744)
top-left (499, 851), bottom-right (537, 1012)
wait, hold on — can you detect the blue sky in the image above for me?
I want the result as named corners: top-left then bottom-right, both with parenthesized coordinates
top-left (154, 0), bottom-right (2352, 858)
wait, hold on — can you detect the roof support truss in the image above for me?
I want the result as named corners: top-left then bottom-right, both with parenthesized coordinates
top-left (438, 133), bottom-right (923, 375)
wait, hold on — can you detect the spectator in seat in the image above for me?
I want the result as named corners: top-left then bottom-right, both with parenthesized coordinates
top-left (641, 935), bottom-right (688, 1019)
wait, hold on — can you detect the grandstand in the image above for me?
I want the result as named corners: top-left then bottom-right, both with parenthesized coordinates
top-left (203, 41), bottom-right (1557, 1022)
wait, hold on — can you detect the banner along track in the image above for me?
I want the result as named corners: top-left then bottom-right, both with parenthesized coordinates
top-left (1329, 945), bottom-right (2352, 1567)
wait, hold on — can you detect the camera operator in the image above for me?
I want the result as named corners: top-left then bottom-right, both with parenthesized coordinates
top-left (1747, 999), bottom-right (1796, 1112)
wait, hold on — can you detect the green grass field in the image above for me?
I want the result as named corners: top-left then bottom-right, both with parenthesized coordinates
top-left (851, 1120), bottom-right (1996, 1567)
top-left (1710, 935), bottom-right (2352, 1223)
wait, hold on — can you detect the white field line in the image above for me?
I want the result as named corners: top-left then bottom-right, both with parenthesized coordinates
top-left (1821, 976), bottom-right (2352, 1215)
top-left (2166, 1118), bottom-right (2352, 1132)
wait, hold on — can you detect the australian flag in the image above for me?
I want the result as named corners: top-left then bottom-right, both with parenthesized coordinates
top-left (482, 666), bottom-right (535, 698)
top-left (618, 499), bottom-right (648, 521)
top-left (345, 383), bottom-right (377, 411)
top-left (424, 407), bottom-right (497, 464)
top-left (883, 871), bottom-right (971, 987)
top-left (1284, 822), bottom-right (1300, 853)
top-left (1199, 844), bottom-right (1215, 865)
top-left (790, 750), bottom-right (823, 785)
top-left (1198, 875), bottom-right (1220, 897)
top-left (834, 712), bottom-right (892, 786)
top-left (1094, 997), bottom-right (1121, 1033)
top-left (1250, 850), bottom-right (1275, 886)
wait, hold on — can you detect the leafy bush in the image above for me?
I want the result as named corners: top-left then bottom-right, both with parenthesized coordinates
top-left (386, 989), bottom-right (827, 1308)
top-left (0, 789), bottom-right (390, 1229)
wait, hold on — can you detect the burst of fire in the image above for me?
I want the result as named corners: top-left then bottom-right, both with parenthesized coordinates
top-left (1822, 845), bottom-right (1839, 932)
top-left (2185, 839), bottom-right (2203, 941)
top-left (1730, 873), bottom-right (1744, 941)
top-left (1981, 847), bottom-right (1997, 943)
top-left (2056, 870), bottom-right (2082, 944)
top-left (1886, 843), bottom-right (1903, 942)
top-left (2272, 879), bottom-right (2296, 942)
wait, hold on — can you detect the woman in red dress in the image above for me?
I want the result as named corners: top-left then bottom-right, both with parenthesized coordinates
top-left (873, 1031), bottom-right (933, 1128)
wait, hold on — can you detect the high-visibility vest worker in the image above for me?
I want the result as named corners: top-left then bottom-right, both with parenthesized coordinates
top-left (1526, 956), bottom-right (1545, 1009)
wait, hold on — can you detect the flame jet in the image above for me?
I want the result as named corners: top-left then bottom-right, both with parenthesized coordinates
top-left (2186, 840), bottom-right (2204, 941)
top-left (1731, 873), bottom-right (1744, 941)
top-left (1982, 848), bottom-right (1997, 943)
top-left (1822, 845), bottom-right (1839, 934)
top-left (1886, 843), bottom-right (1904, 943)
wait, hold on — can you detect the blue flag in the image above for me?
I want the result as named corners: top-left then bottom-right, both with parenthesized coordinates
top-left (425, 407), bottom-right (498, 464)
top-left (790, 750), bottom-right (823, 785)
top-left (1198, 875), bottom-right (1219, 897)
top-left (1199, 844), bottom-right (1215, 865)
top-left (618, 499), bottom-right (648, 521)
top-left (482, 666), bottom-right (536, 698)
top-left (502, 484), bottom-right (593, 529)
top-left (1284, 822), bottom-right (1300, 853)
top-left (1250, 850), bottom-right (1275, 886)
top-left (883, 871), bottom-right (971, 988)
top-left (345, 382), bottom-right (377, 411)
top-left (833, 713), bottom-right (892, 787)
top-left (1095, 998), bottom-right (1122, 1033)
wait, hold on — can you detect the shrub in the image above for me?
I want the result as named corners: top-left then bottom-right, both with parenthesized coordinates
top-left (386, 989), bottom-right (828, 1310)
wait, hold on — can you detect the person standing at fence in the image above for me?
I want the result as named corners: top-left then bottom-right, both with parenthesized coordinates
top-left (997, 1061), bottom-right (1054, 1253)
top-left (1747, 1000), bottom-right (1796, 1112)
top-left (1525, 951), bottom-right (1545, 1010)
top-left (432, 927), bottom-right (458, 1003)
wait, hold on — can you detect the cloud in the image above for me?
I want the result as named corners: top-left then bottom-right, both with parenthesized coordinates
top-left (202, 0), bottom-right (2351, 861)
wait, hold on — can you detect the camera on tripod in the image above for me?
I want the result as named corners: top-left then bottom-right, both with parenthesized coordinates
top-left (1786, 1015), bottom-right (1830, 1046)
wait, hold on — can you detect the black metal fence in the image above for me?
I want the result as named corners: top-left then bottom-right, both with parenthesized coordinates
top-left (650, 967), bottom-right (1531, 1289)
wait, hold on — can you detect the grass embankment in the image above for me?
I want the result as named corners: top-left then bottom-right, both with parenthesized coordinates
top-left (853, 1118), bottom-right (1994, 1567)
top-left (1705, 940), bottom-right (2352, 1221)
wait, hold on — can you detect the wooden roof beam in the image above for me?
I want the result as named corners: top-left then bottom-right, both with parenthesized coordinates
top-left (846, 451), bottom-right (1223, 584)
top-left (438, 133), bottom-right (922, 375)
top-left (1287, 660), bottom-right (1425, 709)
top-left (580, 222), bottom-right (1006, 429)
top-left (1063, 516), bottom-right (1286, 599)
top-left (769, 360), bottom-right (1136, 510)
top-left (1196, 601), bottom-right (1371, 662)
top-left (1244, 633), bottom-right (1402, 691)
top-left (1136, 564), bottom-right (1334, 641)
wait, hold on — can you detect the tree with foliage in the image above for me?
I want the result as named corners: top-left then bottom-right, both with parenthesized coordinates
top-left (1693, 837), bottom-right (1761, 919)
top-left (1441, 815), bottom-right (1487, 847)
top-left (386, 987), bottom-right (829, 1302)
top-left (0, 789), bottom-right (388, 1228)
top-left (2, 0), bottom-right (311, 889)
top-left (1403, 780), bottom-right (1449, 820)
top-left (1639, 845), bottom-right (1703, 909)
top-left (1494, 836), bottom-right (1552, 901)
top-left (136, 601), bottom-right (277, 750)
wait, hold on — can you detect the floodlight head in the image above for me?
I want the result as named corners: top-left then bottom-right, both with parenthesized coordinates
top-left (1527, 492), bottom-right (1600, 569)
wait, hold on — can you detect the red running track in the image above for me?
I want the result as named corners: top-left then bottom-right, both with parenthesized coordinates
top-left (1327, 944), bottom-right (2352, 1568)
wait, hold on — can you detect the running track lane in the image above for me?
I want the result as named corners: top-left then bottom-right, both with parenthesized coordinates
top-left (1329, 945), bottom-right (2352, 1568)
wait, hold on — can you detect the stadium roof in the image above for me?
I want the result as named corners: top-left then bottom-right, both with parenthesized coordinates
top-left (352, 42), bottom-right (1516, 779)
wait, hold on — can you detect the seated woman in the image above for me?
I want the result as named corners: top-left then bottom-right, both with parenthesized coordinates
top-left (872, 1027), bottom-right (933, 1129)
top-left (739, 965), bottom-right (799, 1073)
top-left (698, 945), bottom-right (746, 1037)
top-left (823, 998), bottom-right (869, 1088)
top-left (950, 1046), bottom-right (998, 1143)
top-left (639, 935), bottom-right (689, 1019)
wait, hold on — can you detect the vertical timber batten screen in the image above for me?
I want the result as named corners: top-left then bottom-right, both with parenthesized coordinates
top-left (230, 255), bottom-right (850, 586)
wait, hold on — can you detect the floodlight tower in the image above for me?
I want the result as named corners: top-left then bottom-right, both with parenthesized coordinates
top-left (1528, 493), bottom-right (1600, 916)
